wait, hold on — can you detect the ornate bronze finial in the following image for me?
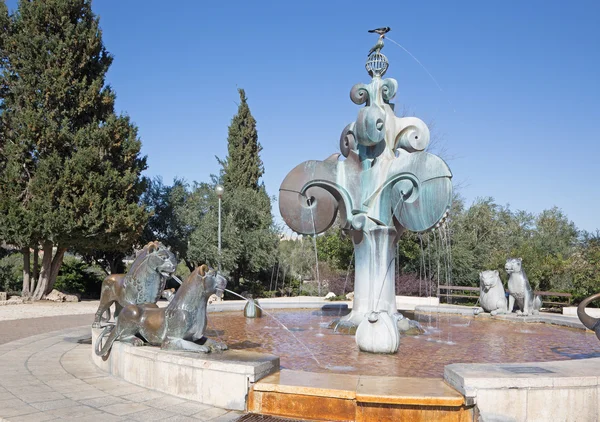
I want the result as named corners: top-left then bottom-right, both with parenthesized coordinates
top-left (366, 27), bottom-right (391, 77)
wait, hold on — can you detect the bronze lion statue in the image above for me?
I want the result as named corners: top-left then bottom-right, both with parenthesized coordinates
top-left (92, 241), bottom-right (177, 328)
top-left (95, 265), bottom-right (228, 356)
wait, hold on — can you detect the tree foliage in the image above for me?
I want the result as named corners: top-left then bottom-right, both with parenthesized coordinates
top-left (219, 88), bottom-right (264, 191)
top-left (141, 177), bottom-right (191, 268)
top-left (143, 88), bottom-right (278, 293)
top-left (0, 0), bottom-right (147, 298)
top-left (208, 88), bottom-right (277, 289)
top-left (286, 194), bottom-right (594, 302)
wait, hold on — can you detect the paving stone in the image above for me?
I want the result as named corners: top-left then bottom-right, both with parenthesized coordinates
top-left (163, 416), bottom-right (202, 422)
top-left (83, 376), bottom-right (117, 386)
top-left (68, 371), bottom-right (105, 379)
top-left (146, 395), bottom-right (188, 408)
top-left (0, 389), bottom-right (15, 398)
top-left (122, 390), bottom-right (164, 402)
top-left (108, 385), bottom-right (148, 396)
top-left (0, 404), bottom-right (40, 419)
top-left (62, 388), bottom-right (108, 401)
top-left (0, 324), bottom-right (241, 422)
top-left (33, 374), bottom-right (75, 382)
top-left (14, 392), bottom-right (65, 403)
top-left (7, 411), bottom-right (59, 421)
top-left (165, 401), bottom-right (212, 416)
top-left (0, 397), bottom-right (28, 407)
top-left (193, 406), bottom-right (229, 420)
top-left (209, 411), bottom-right (244, 422)
top-left (99, 401), bottom-right (151, 416)
top-left (79, 395), bottom-right (127, 408)
top-left (44, 379), bottom-right (87, 389)
top-left (128, 407), bottom-right (181, 421)
top-left (30, 398), bottom-right (79, 411)
top-left (59, 414), bottom-right (126, 422)
top-left (47, 404), bottom-right (106, 419)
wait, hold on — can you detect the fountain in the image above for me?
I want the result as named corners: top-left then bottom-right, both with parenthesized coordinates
top-left (85, 31), bottom-right (600, 422)
top-left (279, 31), bottom-right (452, 353)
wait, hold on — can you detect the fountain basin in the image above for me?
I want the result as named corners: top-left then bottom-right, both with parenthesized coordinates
top-left (206, 308), bottom-right (600, 378)
top-left (90, 301), bottom-right (600, 420)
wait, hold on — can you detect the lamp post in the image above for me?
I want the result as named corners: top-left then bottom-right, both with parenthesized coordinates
top-left (215, 184), bottom-right (224, 272)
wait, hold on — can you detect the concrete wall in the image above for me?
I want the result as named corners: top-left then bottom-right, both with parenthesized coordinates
top-left (91, 328), bottom-right (279, 411)
top-left (207, 295), bottom-right (440, 312)
top-left (564, 306), bottom-right (600, 318)
top-left (445, 358), bottom-right (600, 421)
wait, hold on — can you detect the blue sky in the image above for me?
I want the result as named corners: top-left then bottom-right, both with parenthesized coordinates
top-left (6, 0), bottom-right (600, 232)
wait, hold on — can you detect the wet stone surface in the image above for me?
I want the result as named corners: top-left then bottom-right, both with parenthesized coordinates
top-left (206, 309), bottom-right (600, 378)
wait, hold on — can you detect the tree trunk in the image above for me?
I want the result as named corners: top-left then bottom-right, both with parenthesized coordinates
top-left (108, 252), bottom-right (125, 274)
top-left (92, 257), bottom-right (110, 276)
top-left (184, 259), bottom-right (195, 272)
top-left (32, 242), bottom-right (66, 300)
top-left (32, 245), bottom-right (39, 292)
top-left (22, 248), bottom-right (31, 296)
top-left (48, 247), bottom-right (66, 293)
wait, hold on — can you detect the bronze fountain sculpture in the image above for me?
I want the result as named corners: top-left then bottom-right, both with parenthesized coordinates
top-left (279, 29), bottom-right (453, 353)
top-left (95, 264), bottom-right (228, 356)
top-left (578, 293), bottom-right (600, 340)
top-left (506, 257), bottom-right (542, 316)
top-left (92, 241), bottom-right (177, 328)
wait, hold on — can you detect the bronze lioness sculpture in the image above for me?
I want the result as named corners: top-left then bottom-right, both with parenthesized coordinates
top-left (95, 265), bottom-right (228, 356)
top-left (92, 241), bottom-right (177, 328)
top-left (506, 258), bottom-right (541, 316)
top-left (478, 270), bottom-right (508, 316)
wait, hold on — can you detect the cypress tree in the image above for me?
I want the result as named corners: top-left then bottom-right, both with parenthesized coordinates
top-left (0, 0), bottom-right (147, 299)
top-left (220, 89), bottom-right (264, 191)
top-left (213, 88), bottom-right (277, 289)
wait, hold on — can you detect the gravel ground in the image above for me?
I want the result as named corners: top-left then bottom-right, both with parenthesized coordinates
top-left (0, 299), bottom-right (172, 345)
top-left (0, 300), bottom-right (102, 322)
top-left (0, 299), bottom-right (170, 322)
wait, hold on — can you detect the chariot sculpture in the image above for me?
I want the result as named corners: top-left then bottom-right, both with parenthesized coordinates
top-left (279, 32), bottom-right (452, 353)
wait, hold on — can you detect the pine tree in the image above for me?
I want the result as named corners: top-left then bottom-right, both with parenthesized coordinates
top-left (0, 0), bottom-right (147, 299)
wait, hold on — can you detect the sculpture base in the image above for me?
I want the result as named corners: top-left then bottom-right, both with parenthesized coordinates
top-left (355, 312), bottom-right (400, 353)
top-left (328, 311), bottom-right (424, 336)
top-left (328, 319), bottom-right (358, 335)
top-left (91, 328), bottom-right (279, 410)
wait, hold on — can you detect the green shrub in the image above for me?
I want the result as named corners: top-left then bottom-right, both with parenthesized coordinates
top-left (0, 253), bottom-right (23, 295)
top-left (326, 295), bottom-right (347, 301)
top-left (54, 256), bottom-right (104, 299)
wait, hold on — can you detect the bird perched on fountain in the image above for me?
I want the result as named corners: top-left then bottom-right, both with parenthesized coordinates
top-left (368, 27), bottom-right (391, 36)
top-left (367, 27), bottom-right (390, 56)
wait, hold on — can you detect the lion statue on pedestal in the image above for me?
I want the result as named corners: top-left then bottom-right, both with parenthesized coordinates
top-left (92, 241), bottom-right (177, 328)
top-left (506, 258), bottom-right (542, 316)
top-left (95, 265), bottom-right (227, 356)
top-left (477, 270), bottom-right (508, 316)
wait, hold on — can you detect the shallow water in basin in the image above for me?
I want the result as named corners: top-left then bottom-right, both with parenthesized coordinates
top-left (206, 309), bottom-right (600, 377)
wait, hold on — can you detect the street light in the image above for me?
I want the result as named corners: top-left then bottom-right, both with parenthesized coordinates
top-left (215, 184), bottom-right (224, 272)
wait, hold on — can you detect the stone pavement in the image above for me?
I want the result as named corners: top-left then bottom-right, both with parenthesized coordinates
top-left (0, 314), bottom-right (95, 345)
top-left (0, 325), bottom-right (244, 421)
